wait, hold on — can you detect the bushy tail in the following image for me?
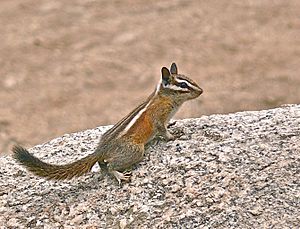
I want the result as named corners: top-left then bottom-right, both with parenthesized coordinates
top-left (12, 145), bottom-right (100, 180)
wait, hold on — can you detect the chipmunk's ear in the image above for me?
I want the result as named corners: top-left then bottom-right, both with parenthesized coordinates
top-left (161, 67), bottom-right (171, 85)
top-left (170, 62), bottom-right (178, 75)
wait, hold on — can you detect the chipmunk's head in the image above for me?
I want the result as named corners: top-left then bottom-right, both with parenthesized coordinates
top-left (158, 63), bottom-right (203, 102)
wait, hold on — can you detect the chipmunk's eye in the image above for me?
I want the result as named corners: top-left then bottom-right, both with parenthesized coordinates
top-left (179, 82), bottom-right (189, 88)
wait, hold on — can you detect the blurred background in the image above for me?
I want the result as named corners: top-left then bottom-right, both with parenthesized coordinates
top-left (1, 0), bottom-right (299, 153)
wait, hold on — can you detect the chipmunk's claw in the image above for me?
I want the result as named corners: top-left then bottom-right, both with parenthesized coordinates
top-left (122, 171), bottom-right (132, 181)
top-left (172, 128), bottom-right (185, 138)
top-left (167, 121), bottom-right (177, 128)
top-left (111, 170), bottom-right (132, 185)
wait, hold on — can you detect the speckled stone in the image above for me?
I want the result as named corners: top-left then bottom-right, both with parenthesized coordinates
top-left (0, 105), bottom-right (299, 228)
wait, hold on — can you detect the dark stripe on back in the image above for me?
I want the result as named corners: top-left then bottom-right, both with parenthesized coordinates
top-left (102, 91), bottom-right (155, 141)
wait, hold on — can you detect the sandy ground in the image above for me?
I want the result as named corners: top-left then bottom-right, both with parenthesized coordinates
top-left (1, 0), bottom-right (300, 153)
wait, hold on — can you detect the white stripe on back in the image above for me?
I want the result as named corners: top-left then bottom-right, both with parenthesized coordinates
top-left (121, 99), bottom-right (152, 135)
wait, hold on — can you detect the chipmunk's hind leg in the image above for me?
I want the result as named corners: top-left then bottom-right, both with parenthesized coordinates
top-left (110, 170), bottom-right (132, 184)
top-left (105, 143), bottom-right (144, 184)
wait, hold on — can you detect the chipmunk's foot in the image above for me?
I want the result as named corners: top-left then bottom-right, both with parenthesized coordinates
top-left (164, 131), bottom-right (176, 141)
top-left (111, 170), bottom-right (132, 185)
top-left (163, 128), bottom-right (186, 141)
top-left (171, 128), bottom-right (185, 139)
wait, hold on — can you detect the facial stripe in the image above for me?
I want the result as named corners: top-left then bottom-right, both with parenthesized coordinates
top-left (176, 76), bottom-right (198, 86)
top-left (164, 84), bottom-right (190, 92)
top-left (175, 78), bottom-right (201, 91)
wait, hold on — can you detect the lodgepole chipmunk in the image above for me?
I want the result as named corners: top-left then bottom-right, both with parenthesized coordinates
top-left (13, 63), bottom-right (203, 183)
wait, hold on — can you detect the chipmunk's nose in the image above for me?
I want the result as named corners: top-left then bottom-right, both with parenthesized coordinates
top-left (195, 86), bottom-right (203, 97)
top-left (190, 86), bottom-right (203, 99)
top-left (198, 87), bottom-right (203, 95)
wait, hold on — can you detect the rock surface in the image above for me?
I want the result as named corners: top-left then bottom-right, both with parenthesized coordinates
top-left (1, 105), bottom-right (299, 228)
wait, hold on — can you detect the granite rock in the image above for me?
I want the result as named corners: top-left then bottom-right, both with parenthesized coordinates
top-left (0, 105), bottom-right (299, 228)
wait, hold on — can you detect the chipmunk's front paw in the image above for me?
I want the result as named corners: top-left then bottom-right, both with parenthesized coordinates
top-left (162, 131), bottom-right (175, 141)
top-left (162, 129), bottom-right (185, 141)
top-left (170, 128), bottom-right (185, 139)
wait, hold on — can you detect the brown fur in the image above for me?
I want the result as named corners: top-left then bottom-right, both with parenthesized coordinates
top-left (13, 145), bottom-right (100, 180)
top-left (12, 63), bottom-right (202, 182)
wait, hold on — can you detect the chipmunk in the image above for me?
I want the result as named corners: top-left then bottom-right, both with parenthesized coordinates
top-left (13, 63), bottom-right (203, 183)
